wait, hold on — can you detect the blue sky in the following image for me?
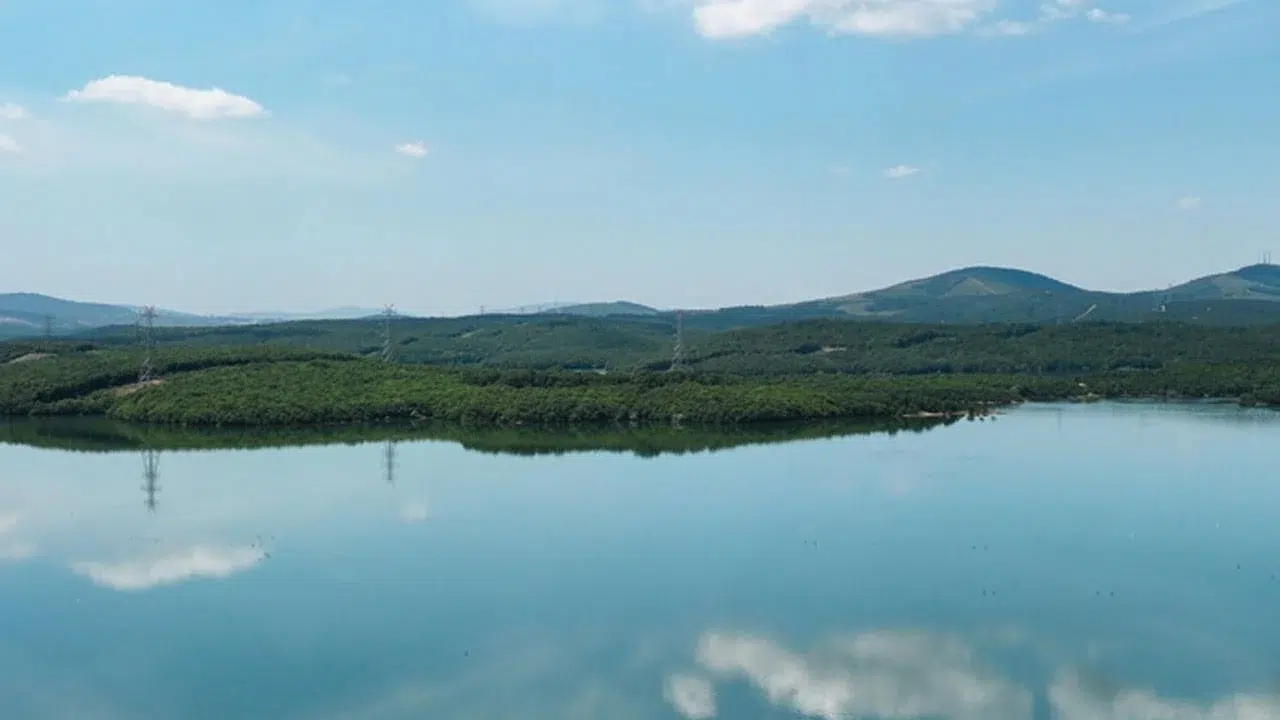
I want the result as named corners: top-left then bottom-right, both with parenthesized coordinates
top-left (0, 0), bottom-right (1276, 315)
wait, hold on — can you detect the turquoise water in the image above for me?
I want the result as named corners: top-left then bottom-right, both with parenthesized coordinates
top-left (1, 403), bottom-right (1278, 719)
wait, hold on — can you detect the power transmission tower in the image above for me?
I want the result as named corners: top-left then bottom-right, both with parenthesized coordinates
top-left (43, 315), bottom-right (54, 339)
top-left (141, 449), bottom-right (160, 514)
top-left (138, 306), bottom-right (158, 383)
top-left (670, 310), bottom-right (685, 371)
top-left (381, 305), bottom-right (396, 363)
top-left (383, 441), bottom-right (397, 485)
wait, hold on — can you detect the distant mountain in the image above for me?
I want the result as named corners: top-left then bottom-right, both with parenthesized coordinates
top-left (0, 293), bottom-right (251, 340)
top-left (7, 264), bottom-right (1279, 341)
top-left (236, 307), bottom-right (389, 322)
top-left (671, 264), bottom-right (1280, 328)
top-left (1167, 264), bottom-right (1280, 302)
top-left (549, 301), bottom-right (660, 317)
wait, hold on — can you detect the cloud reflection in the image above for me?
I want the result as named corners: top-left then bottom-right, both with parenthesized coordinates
top-left (664, 673), bottom-right (717, 719)
top-left (692, 629), bottom-right (1032, 720)
top-left (0, 514), bottom-right (36, 562)
top-left (399, 501), bottom-right (429, 524)
top-left (71, 545), bottom-right (265, 591)
top-left (1051, 669), bottom-right (1280, 720)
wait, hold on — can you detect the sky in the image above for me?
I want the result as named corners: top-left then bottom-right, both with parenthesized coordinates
top-left (0, 0), bottom-right (1277, 316)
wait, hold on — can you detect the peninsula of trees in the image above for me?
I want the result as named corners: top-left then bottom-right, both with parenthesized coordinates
top-left (2, 319), bottom-right (1278, 427)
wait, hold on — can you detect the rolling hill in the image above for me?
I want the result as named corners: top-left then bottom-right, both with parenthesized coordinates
top-left (6, 263), bottom-right (1279, 342)
top-left (0, 293), bottom-right (253, 340)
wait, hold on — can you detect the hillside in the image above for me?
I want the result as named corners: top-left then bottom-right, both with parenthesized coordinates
top-left (1167, 264), bottom-right (1280, 302)
top-left (0, 293), bottom-right (249, 340)
top-left (7, 264), bottom-right (1280, 342)
top-left (3, 327), bottom-right (1278, 427)
top-left (676, 263), bottom-right (1280, 327)
top-left (551, 301), bottom-right (660, 317)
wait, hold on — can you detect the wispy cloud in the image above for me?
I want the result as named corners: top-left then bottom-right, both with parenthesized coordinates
top-left (1176, 195), bottom-right (1202, 210)
top-left (0, 103), bottom-right (28, 120)
top-left (884, 164), bottom-right (921, 179)
top-left (395, 141), bottom-right (429, 158)
top-left (1086, 7), bottom-right (1130, 23)
top-left (691, 0), bottom-right (999, 39)
top-left (1132, 0), bottom-right (1250, 31)
top-left (979, 0), bottom-right (1130, 37)
top-left (62, 75), bottom-right (267, 121)
top-left (0, 134), bottom-right (20, 154)
top-left (470, 0), bottom-right (605, 25)
top-left (71, 545), bottom-right (265, 591)
top-left (979, 18), bottom-right (1035, 36)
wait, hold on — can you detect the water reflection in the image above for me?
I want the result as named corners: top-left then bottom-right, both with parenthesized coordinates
top-left (142, 448), bottom-right (160, 513)
top-left (0, 415), bottom-right (956, 456)
top-left (665, 629), bottom-right (1280, 720)
top-left (0, 403), bottom-right (1276, 719)
top-left (70, 544), bottom-right (266, 591)
top-left (688, 630), bottom-right (1032, 720)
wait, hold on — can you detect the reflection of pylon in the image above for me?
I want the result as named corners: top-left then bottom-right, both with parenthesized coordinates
top-left (142, 449), bottom-right (160, 513)
top-left (383, 441), bottom-right (397, 485)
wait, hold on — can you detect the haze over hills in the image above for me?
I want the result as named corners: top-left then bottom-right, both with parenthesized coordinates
top-left (4, 264), bottom-right (1279, 340)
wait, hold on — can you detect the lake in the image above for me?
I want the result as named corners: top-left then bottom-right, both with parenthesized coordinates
top-left (1, 403), bottom-right (1278, 719)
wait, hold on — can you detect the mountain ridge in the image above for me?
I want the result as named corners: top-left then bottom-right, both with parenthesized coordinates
top-left (5, 263), bottom-right (1279, 339)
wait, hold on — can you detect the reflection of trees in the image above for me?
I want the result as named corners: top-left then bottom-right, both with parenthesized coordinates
top-left (141, 449), bottom-right (160, 514)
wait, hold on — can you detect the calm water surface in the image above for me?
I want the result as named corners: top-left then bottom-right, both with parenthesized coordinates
top-left (1, 403), bottom-right (1278, 719)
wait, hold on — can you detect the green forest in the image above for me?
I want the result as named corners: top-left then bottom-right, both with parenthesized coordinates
top-left (2, 319), bottom-right (1278, 427)
top-left (74, 315), bottom-right (1280, 373)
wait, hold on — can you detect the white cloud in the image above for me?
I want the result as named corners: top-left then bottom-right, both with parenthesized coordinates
top-left (396, 141), bottom-right (429, 158)
top-left (694, 630), bottom-right (1033, 720)
top-left (71, 545), bottom-right (265, 591)
top-left (0, 103), bottom-right (28, 120)
top-left (884, 164), bottom-right (921, 179)
top-left (692, 0), bottom-right (999, 39)
top-left (1086, 7), bottom-right (1130, 23)
top-left (62, 75), bottom-right (267, 121)
top-left (400, 500), bottom-right (430, 523)
top-left (664, 673), bottom-right (717, 719)
top-left (0, 133), bottom-right (20, 154)
top-left (1177, 195), bottom-right (1202, 210)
